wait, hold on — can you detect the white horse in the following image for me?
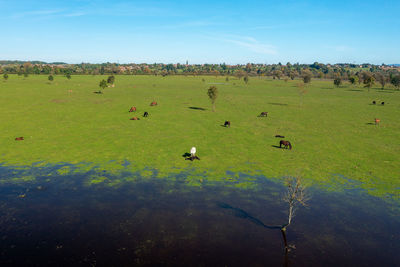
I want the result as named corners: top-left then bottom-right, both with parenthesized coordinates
top-left (190, 147), bottom-right (196, 157)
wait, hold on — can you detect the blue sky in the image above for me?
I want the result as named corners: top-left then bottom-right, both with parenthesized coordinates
top-left (1, 0), bottom-right (399, 64)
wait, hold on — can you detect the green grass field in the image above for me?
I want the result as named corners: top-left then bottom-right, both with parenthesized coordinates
top-left (0, 74), bottom-right (399, 198)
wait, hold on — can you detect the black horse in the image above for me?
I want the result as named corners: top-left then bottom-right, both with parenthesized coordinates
top-left (372, 101), bottom-right (376, 105)
top-left (224, 121), bottom-right (231, 127)
top-left (381, 102), bottom-right (385, 105)
top-left (259, 112), bottom-right (268, 117)
top-left (143, 111), bottom-right (149, 117)
top-left (280, 140), bottom-right (292, 150)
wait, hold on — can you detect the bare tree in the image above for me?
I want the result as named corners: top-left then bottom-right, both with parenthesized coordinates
top-left (282, 177), bottom-right (308, 227)
top-left (297, 82), bottom-right (307, 106)
top-left (280, 176), bottom-right (309, 256)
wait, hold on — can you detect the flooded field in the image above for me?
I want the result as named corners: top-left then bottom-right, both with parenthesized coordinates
top-left (0, 164), bottom-right (399, 266)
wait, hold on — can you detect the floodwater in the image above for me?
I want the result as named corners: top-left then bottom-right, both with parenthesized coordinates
top-left (0, 164), bottom-right (399, 266)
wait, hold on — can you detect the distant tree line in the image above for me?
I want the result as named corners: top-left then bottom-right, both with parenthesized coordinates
top-left (0, 61), bottom-right (399, 88)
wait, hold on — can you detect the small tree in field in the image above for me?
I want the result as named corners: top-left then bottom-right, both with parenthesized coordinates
top-left (333, 77), bottom-right (342, 87)
top-left (107, 75), bottom-right (115, 85)
top-left (362, 72), bottom-right (374, 92)
top-left (391, 75), bottom-right (400, 90)
top-left (302, 71), bottom-right (312, 84)
top-left (3, 73), bottom-right (8, 81)
top-left (98, 79), bottom-right (107, 93)
top-left (297, 82), bottom-right (307, 106)
top-left (374, 73), bottom-right (386, 89)
top-left (48, 75), bottom-right (54, 82)
top-left (349, 76), bottom-right (358, 86)
top-left (207, 86), bottom-right (218, 112)
top-left (244, 76), bottom-right (249, 84)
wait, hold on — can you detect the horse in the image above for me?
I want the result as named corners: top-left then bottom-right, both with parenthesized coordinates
top-left (280, 140), bottom-right (292, 150)
top-left (259, 112), bottom-right (268, 117)
top-left (143, 111), bottom-right (149, 117)
top-left (130, 117), bottom-right (140, 120)
top-left (374, 118), bottom-right (380, 125)
top-left (372, 101), bottom-right (376, 105)
top-left (224, 121), bottom-right (231, 127)
top-left (381, 102), bottom-right (385, 105)
top-left (15, 137), bottom-right (24, 141)
top-left (275, 135), bottom-right (285, 138)
top-left (129, 106), bottom-right (136, 112)
top-left (150, 101), bottom-right (157, 106)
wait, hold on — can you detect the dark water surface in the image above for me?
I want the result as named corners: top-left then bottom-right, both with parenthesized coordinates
top-left (0, 164), bottom-right (399, 266)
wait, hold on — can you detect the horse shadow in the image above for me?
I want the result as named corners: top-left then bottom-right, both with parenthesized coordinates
top-left (189, 107), bottom-right (206, 111)
top-left (346, 89), bottom-right (363, 92)
top-left (271, 145), bottom-right (282, 149)
top-left (182, 152), bottom-right (200, 161)
top-left (365, 123), bottom-right (375, 125)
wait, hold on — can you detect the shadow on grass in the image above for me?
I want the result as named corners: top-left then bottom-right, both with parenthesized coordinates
top-left (189, 107), bottom-right (206, 111)
top-left (365, 123), bottom-right (375, 125)
top-left (346, 89), bottom-right (363, 92)
top-left (376, 91), bottom-right (394, 93)
top-left (268, 103), bottom-right (288, 106)
top-left (271, 145), bottom-right (282, 149)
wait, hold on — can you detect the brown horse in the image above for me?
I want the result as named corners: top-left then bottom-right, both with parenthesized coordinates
top-left (280, 140), bottom-right (292, 150)
top-left (15, 137), bottom-right (24, 141)
top-left (150, 101), bottom-right (157, 106)
top-left (130, 117), bottom-right (140, 120)
top-left (374, 118), bottom-right (380, 125)
top-left (259, 112), bottom-right (268, 117)
top-left (129, 106), bottom-right (136, 112)
top-left (224, 121), bottom-right (231, 127)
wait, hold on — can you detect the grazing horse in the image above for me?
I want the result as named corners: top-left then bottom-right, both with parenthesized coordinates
top-left (130, 117), bottom-right (140, 120)
top-left (374, 118), bottom-right (380, 125)
top-left (15, 137), bottom-right (24, 141)
top-left (372, 101), bottom-right (376, 105)
top-left (280, 140), bottom-right (292, 150)
top-left (150, 101), bottom-right (157, 106)
top-left (143, 111), bottom-right (149, 117)
top-left (259, 112), bottom-right (268, 117)
top-left (224, 121), bottom-right (231, 127)
top-left (129, 106), bottom-right (136, 112)
top-left (275, 135), bottom-right (285, 138)
top-left (381, 102), bottom-right (385, 105)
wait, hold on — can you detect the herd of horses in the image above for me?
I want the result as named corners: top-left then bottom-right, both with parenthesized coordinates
top-left (223, 112), bottom-right (292, 150)
top-left (128, 102), bottom-right (156, 120)
top-left (14, 98), bottom-right (382, 153)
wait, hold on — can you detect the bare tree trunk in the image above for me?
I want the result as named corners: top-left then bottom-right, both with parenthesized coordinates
top-left (212, 102), bottom-right (216, 112)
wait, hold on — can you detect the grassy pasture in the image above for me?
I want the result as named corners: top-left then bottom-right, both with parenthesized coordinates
top-left (0, 75), bottom-right (399, 198)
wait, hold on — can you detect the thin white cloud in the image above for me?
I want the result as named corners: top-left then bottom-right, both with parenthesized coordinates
top-left (220, 36), bottom-right (277, 55)
top-left (63, 12), bottom-right (86, 17)
top-left (11, 9), bottom-right (63, 19)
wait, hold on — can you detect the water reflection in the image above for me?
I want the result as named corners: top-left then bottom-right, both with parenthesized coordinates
top-left (0, 163), bottom-right (398, 266)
